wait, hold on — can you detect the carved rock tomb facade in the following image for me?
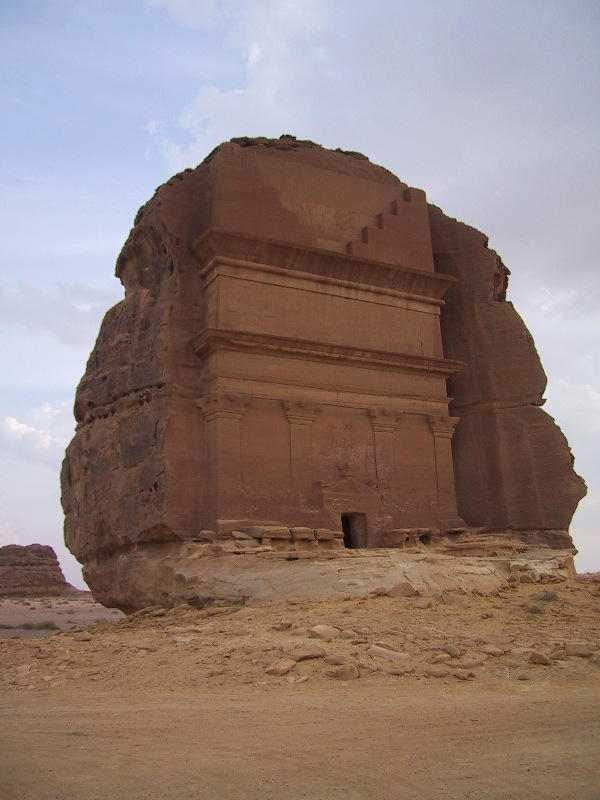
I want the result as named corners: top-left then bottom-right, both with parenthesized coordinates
top-left (61, 136), bottom-right (585, 608)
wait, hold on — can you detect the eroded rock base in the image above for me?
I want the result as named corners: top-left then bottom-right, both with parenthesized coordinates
top-left (84, 526), bottom-right (576, 611)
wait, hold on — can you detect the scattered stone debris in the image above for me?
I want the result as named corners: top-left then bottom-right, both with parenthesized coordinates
top-left (1, 578), bottom-right (598, 693)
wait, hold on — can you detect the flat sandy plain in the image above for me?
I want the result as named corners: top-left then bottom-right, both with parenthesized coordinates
top-left (1, 578), bottom-right (599, 800)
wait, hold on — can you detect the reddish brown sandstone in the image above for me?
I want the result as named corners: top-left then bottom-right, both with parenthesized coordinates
top-left (428, 207), bottom-right (586, 541)
top-left (0, 544), bottom-right (75, 597)
top-left (61, 136), bottom-right (585, 609)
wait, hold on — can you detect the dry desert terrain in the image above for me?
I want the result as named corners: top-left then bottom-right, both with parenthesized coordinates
top-left (1, 578), bottom-right (599, 799)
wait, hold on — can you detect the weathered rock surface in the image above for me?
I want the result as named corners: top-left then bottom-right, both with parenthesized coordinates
top-left (61, 135), bottom-right (586, 610)
top-left (428, 206), bottom-right (586, 538)
top-left (0, 545), bottom-right (77, 597)
top-left (72, 536), bottom-right (575, 612)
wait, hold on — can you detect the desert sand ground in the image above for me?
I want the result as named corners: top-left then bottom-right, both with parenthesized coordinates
top-left (0, 593), bottom-right (124, 637)
top-left (1, 578), bottom-right (599, 799)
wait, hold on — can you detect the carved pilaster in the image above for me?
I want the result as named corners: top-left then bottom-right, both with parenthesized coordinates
top-left (428, 414), bottom-right (460, 439)
top-left (368, 407), bottom-right (399, 434)
top-left (369, 408), bottom-right (400, 489)
top-left (197, 393), bottom-right (251, 529)
top-left (198, 392), bottom-right (251, 422)
top-left (428, 414), bottom-right (464, 530)
top-left (283, 400), bottom-right (318, 426)
top-left (283, 400), bottom-right (318, 487)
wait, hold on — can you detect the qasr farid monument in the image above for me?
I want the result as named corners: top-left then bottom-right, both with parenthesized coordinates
top-left (61, 136), bottom-right (586, 610)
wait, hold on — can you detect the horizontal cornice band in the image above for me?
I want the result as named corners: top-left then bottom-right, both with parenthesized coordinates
top-left (191, 328), bottom-right (465, 377)
top-left (191, 228), bottom-right (457, 301)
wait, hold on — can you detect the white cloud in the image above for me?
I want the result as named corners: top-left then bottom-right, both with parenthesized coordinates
top-left (148, 0), bottom-right (242, 30)
top-left (148, 2), bottom-right (600, 309)
top-left (31, 401), bottom-right (71, 424)
top-left (0, 282), bottom-right (121, 348)
top-left (3, 416), bottom-right (35, 438)
top-left (0, 413), bottom-right (69, 469)
top-left (0, 515), bottom-right (23, 547)
top-left (148, 0), bottom-right (332, 171)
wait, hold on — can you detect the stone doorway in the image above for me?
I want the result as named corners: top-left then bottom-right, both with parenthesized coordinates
top-left (341, 512), bottom-right (368, 548)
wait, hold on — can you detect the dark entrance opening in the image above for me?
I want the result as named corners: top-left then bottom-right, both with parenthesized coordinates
top-left (341, 512), bottom-right (367, 548)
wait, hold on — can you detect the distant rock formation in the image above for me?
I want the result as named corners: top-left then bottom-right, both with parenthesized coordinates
top-left (0, 544), bottom-right (77, 597)
top-left (61, 135), bottom-right (586, 610)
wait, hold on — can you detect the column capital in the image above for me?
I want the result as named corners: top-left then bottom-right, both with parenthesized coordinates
top-left (428, 414), bottom-right (460, 438)
top-left (283, 399), bottom-right (318, 426)
top-left (197, 392), bottom-right (251, 421)
top-left (369, 407), bottom-right (400, 433)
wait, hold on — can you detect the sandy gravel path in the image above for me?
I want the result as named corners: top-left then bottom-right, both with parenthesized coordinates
top-left (2, 683), bottom-right (599, 800)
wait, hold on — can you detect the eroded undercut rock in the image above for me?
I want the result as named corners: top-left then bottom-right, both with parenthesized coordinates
top-left (61, 136), bottom-right (586, 610)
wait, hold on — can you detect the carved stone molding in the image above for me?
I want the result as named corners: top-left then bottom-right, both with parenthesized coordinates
top-left (428, 414), bottom-right (460, 439)
top-left (197, 392), bottom-right (251, 422)
top-left (283, 399), bottom-right (318, 426)
top-left (191, 328), bottom-right (464, 378)
top-left (369, 407), bottom-right (400, 433)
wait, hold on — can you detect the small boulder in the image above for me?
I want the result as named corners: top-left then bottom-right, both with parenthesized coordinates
top-left (480, 644), bottom-right (505, 657)
top-left (453, 669), bottom-right (475, 681)
top-left (272, 621), bottom-right (292, 631)
top-left (387, 581), bottom-right (417, 598)
top-left (324, 655), bottom-right (346, 666)
top-left (528, 651), bottom-right (550, 665)
top-left (424, 666), bottom-right (449, 678)
top-left (442, 643), bottom-right (461, 659)
top-left (548, 647), bottom-right (567, 661)
top-left (565, 643), bottom-right (593, 658)
top-left (287, 644), bottom-right (326, 661)
top-left (308, 624), bottom-right (340, 641)
top-left (367, 645), bottom-right (411, 663)
top-left (265, 658), bottom-right (297, 676)
top-left (324, 663), bottom-right (360, 680)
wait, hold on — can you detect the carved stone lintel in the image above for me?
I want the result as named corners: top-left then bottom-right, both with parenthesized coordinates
top-left (283, 400), bottom-right (318, 426)
top-left (369, 407), bottom-right (400, 433)
top-left (428, 414), bottom-right (460, 439)
top-left (197, 392), bottom-right (251, 422)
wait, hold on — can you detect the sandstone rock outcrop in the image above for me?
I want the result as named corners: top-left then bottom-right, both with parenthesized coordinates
top-left (428, 207), bottom-right (586, 541)
top-left (0, 544), bottom-right (76, 597)
top-left (61, 135), bottom-right (585, 610)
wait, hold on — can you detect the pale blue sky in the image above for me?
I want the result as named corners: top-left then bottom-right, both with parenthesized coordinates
top-left (1, 0), bottom-right (598, 586)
